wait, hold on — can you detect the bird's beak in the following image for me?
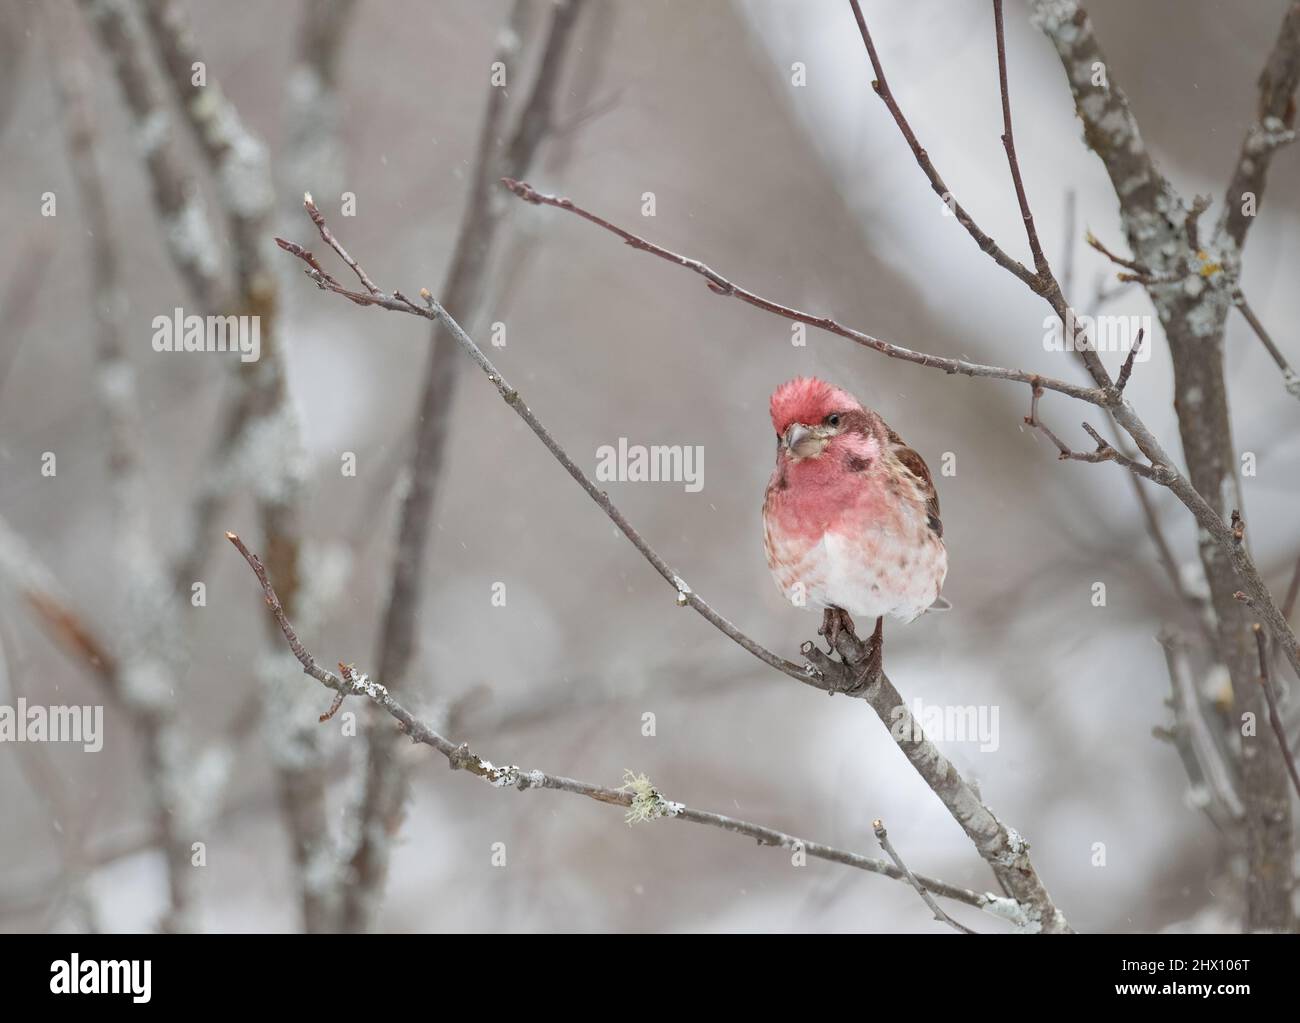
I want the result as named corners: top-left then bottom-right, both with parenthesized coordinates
top-left (783, 422), bottom-right (824, 459)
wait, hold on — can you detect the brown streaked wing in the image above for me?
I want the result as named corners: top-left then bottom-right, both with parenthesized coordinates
top-left (887, 427), bottom-right (942, 539)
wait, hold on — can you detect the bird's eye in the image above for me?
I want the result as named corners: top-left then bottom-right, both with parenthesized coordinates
top-left (826, 413), bottom-right (840, 427)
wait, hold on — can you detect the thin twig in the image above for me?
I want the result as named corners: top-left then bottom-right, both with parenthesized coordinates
top-left (1085, 231), bottom-right (1150, 275)
top-left (872, 819), bottom-right (977, 934)
top-left (1233, 289), bottom-right (1300, 399)
top-left (992, 0), bottom-right (1049, 279)
top-left (1023, 384), bottom-right (1162, 481)
top-left (1115, 328), bottom-right (1145, 396)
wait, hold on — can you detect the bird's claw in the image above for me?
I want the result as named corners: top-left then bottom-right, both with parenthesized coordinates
top-left (818, 607), bottom-right (856, 656)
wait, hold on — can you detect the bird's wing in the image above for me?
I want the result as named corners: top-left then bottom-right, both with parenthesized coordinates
top-left (886, 427), bottom-right (942, 539)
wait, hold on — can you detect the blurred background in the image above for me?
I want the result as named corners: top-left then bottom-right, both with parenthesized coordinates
top-left (0, 0), bottom-right (1297, 933)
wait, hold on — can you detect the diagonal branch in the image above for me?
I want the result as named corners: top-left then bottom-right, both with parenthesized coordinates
top-left (500, 179), bottom-right (1100, 405)
top-left (1232, 289), bottom-right (1300, 399)
top-left (873, 818), bottom-right (977, 934)
top-left (1028, 0), bottom-right (1170, 246)
top-left (1157, 632), bottom-right (1245, 826)
top-left (992, 0), bottom-right (1050, 279)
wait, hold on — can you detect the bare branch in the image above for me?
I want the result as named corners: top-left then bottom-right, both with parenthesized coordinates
top-left (1029, 0), bottom-right (1170, 251)
top-left (502, 5), bottom-right (1300, 735)
top-left (1114, 327), bottom-right (1145, 396)
top-left (859, 1), bottom-right (1300, 710)
top-left (1085, 230), bottom-right (1150, 275)
top-left (500, 178), bottom-right (1101, 405)
top-left (0, 510), bottom-right (203, 932)
top-left (1023, 383), bottom-right (1163, 481)
top-left (46, 8), bottom-right (213, 931)
top-left (992, 0), bottom-right (1049, 279)
top-left (1232, 289), bottom-right (1300, 399)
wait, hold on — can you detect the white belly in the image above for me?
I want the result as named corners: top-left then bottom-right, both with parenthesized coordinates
top-left (769, 525), bottom-right (947, 623)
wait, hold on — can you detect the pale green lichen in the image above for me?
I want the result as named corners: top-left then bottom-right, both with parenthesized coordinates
top-left (616, 770), bottom-right (682, 826)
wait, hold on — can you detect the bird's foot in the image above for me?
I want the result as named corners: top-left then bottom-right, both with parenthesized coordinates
top-left (851, 617), bottom-right (885, 691)
top-left (818, 607), bottom-right (857, 655)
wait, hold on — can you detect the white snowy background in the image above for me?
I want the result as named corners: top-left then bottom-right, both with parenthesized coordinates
top-left (0, 0), bottom-right (1296, 932)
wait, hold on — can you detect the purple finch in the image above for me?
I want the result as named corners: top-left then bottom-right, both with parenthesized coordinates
top-left (762, 377), bottom-right (948, 668)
